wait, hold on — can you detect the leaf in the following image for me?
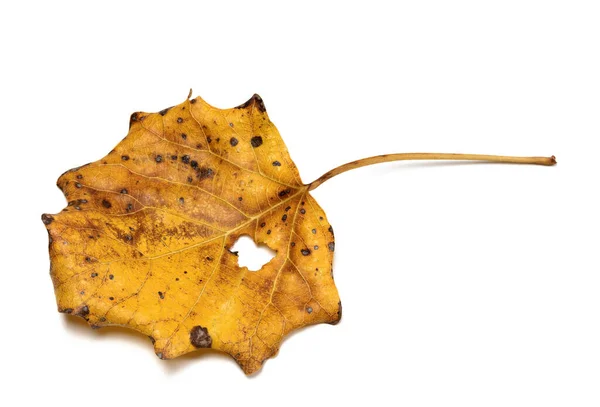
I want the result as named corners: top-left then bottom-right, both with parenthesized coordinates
top-left (42, 92), bottom-right (555, 374)
top-left (43, 94), bottom-right (340, 375)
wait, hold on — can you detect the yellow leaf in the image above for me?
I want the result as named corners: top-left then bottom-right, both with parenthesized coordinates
top-left (42, 92), bottom-right (555, 374)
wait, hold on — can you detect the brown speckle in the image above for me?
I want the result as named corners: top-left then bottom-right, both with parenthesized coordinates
top-left (158, 291), bottom-right (165, 299)
top-left (181, 155), bottom-right (190, 164)
top-left (190, 160), bottom-right (198, 169)
top-left (177, 117), bottom-right (183, 123)
top-left (181, 133), bottom-right (187, 140)
top-left (155, 155), bottom-right (163, 163)
top-left (282, 214), bottom-right (288, 221)
top-left (260, 222), bottom-right (266, 228)
top-left (301, 248), bottom-right (311, 256)
top-left (329, 301), bottom-right (342, 325)
top-left (109, 274), bottom-right (114, 280)
top-left (311, 229), bottom-right (316, 234)
top-left (254, 94), bottom-right (266, 112)
top-left (267, 229), bottom-right (271, 235)
top-left (314, 245), bottom-right (319, 250)
top-left (272, 161), bottom-right (281, 166)
top-left (197, 167), bottom-right (214, 180)
top-left (120, 188), bottom-right (128, 194)
top-left (129, 112), bottom-right (138, 128)
top-left (230, 137), bottom-right (239, 146)
top-left (179, 197), bottom-right (185, 204)
top-left (121, 155), bottom-right (130, 161)
top-left (190, 325), bottom-right (212, 348)
top-left (75, 305), bottom-right (89, 317)
top-left (102, 199), bottom-right (112, 209)
top-left (159, 107), bottom-right (172, 116)
top-left (278, 188), bottom-right (291, 198)
top-left (328, 242), bottom-right (335, 252)
top-left (306, 306), bottom-right (313, 314)
top-left (300, 208), bottom-right (306, 214)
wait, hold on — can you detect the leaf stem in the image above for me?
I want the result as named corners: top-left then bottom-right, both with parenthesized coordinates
top-left (307, 153), bottom-right (556, 191)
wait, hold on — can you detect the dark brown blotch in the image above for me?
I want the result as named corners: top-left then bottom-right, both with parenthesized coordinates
top-left (197, 167), bottom-right (214, 180)
top-left (190, 325), bottom-right (212, 348)
top-left (278, 188), bottom-right (291, 198)
top-left (75, 305), bottom-right (89, 317)
top-left (159, 106), bottom-right (173, 116)
top-left (250, 136), bottom-right (263, 148)
top-left (41, 214), bottom-right (54, 225)
top-left (129, 112), bottom-right (138, 128)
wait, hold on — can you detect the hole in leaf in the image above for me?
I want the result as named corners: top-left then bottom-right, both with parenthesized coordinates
top-left (230, 235), bottom-right (276, 272)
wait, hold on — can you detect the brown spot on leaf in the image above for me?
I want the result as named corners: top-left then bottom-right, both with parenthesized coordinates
top-left (250, 136), bottom-right (263, 147)
top-left (197, 167), bottom-right (214, 180)
top-left (75, 305), bottom-right (89, 317)
top-left (41, 214), bottom-right (54, 225)
top-left (190, 325), bottom-right (212, 348)
top-left (159, 107), bottom-right (172, 116)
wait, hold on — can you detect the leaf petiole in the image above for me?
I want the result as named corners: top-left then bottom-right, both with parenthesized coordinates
top-left (307, 153), bottom-right (556, 191)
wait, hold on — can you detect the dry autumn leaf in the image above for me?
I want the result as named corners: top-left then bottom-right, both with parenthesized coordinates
top-left (42, 92), bottom-right (555, 374)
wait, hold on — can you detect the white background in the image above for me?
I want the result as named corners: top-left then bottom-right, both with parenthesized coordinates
top-left (1, 1), bottom-right (598, 406)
